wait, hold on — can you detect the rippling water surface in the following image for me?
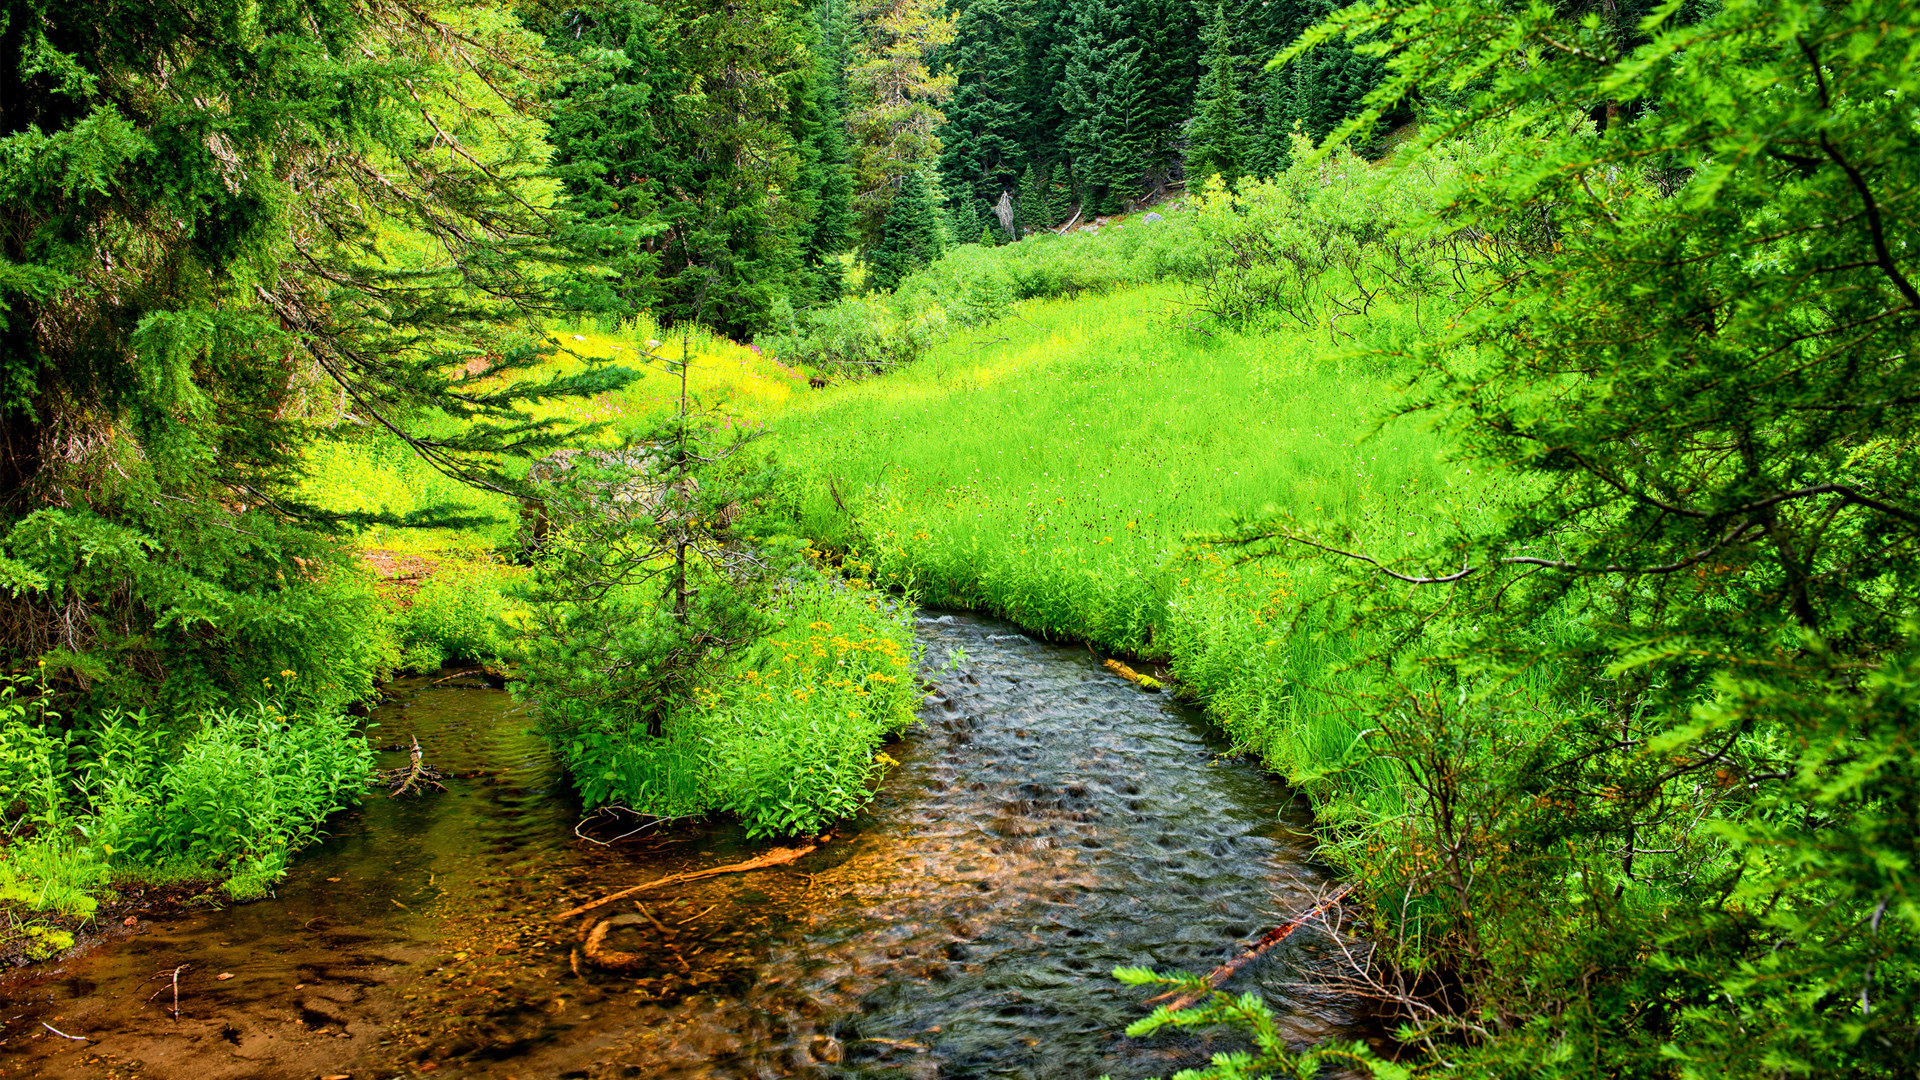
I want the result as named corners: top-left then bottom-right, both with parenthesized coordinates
top-left (0, 611), bottom-right (1368, 1079)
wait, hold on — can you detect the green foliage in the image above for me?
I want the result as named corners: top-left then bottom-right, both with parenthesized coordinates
top-left (1, 694), bottom-right (372, 910)
top-left (0, 839), bottom-right (108, 919)
top-left (1186, 2), bottom-right (1250, 187)
top-left (1175, 136), bottom-right (1473, 333)
top-left (535, 571), bottom-right (921, 838)
top-left (82, 706), bottom-right (374, 899)
top-left (537, 0), bottom-right (831, 337)
top-left (1199, 0), bottom-right (1920, 1072)
top-left (511, 337), bottom-right (920, 838)
top-left (763, 293), bottom-right (953, 377)
top-left (392, 564), bottom-right (519, 672)
top-left (1112, 967), bottom-right (1390, 1080)
top-left (936, 0), bottom-right (1029, 208)
top-left (1059, 0), bottom-right (1152, 213)
top-left (0, 0), bottom-right (636, 716)
top-left (699, 580), bottom-right (921, 838)
top-left (866, 168), bottom-right (947, 292)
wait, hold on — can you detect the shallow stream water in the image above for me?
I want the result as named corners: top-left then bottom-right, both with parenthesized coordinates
top-left (1, 611), bottom-right (1369, 1079)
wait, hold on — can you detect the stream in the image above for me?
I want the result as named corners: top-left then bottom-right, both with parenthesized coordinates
top-left (0, 611), bottom-right (1373, 1079)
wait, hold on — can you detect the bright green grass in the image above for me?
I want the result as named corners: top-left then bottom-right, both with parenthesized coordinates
top-left (770, 284), bottom-right (1503, 826)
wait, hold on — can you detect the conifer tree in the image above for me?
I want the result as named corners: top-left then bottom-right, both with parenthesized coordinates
top-left (865, 169), bottom-right (945, 291)
top-left (1016, 0), bottom-right (1073, 174)
top-left (936, 0), bottom-right (1029, 211)
top-left (1016, 164), bottom-right (1046, 232)
top-left (1132, 0), bottom-right (1201, 196)
top-left (1045, 165), bottom-right (1075, 226)
top-left (541, 0), bottom-right (819, 338)
top-left (949, 196), bottom-right (987, 247)
top-left (0, 0), bottom-right (635, 710)
top-left (1186, 0), bottom-right (1250, 185)
top-left (1059, 0), bottom-right (1152, 212)
top-left (797, 0), bottom-right (860, 303)
top-left (847, 0), bottom-right (957, 242)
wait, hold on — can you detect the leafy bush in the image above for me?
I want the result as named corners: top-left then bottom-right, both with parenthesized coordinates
top-left (761, 293), bottom-right (951, 377)
top-left (700, 581), bottom-right (920, 837)
top-left (82, 706), bottom-right (373, 898)
top-left (534, 574), bottom-right (920, 838)
top-left (1, 691), bottom-right (373, 911)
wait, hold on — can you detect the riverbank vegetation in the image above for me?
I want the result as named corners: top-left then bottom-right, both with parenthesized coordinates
top-left (3, 0), bottom-right (1916, 1077)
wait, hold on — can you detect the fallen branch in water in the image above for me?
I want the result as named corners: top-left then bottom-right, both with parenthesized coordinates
top-left (1146, 883), bottom-right (1354, 1013)
top-left (375, 734), bottom-right (446, 797)
top-left (41, 1022), bottom-right (88, 1041)
top-left (554, 843), bottom-right (819, 921)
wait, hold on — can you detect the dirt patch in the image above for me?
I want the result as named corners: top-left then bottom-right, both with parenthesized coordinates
top-left (359, 548), bottom-right (442, 606)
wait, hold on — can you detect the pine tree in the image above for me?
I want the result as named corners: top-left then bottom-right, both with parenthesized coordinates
top-left (865, 169), bottom-right (944, 291)
top-left (1185, 0), bottom-right (1250, 185)
top-left (797, 0), bottom-right (860, 304)
top-left (1132, 0), bottom-right (1201, 196)
top-left (1016, 164), bottom-right (1046, 232)
top-left (542, 0), bottom-right (819, 338)
top-left (1017, 0), bottom-right (1074, 176)
top-left (1059, 0), bottom-right (1153, 213)
top-left (847, 0), bottom-right (957, 242)
top-left (937, 0), bottom-right (1029, 212)
top-left (950, 195), bottom-right (987, 246)
top-left (1045, 165), bottom-right (1074, 226)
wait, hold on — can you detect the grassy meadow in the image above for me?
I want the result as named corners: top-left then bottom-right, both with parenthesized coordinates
top-left (769, 282), bottom-right (1488, 830)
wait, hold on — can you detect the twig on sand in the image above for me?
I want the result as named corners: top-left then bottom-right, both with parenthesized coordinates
top-left (42, 1022), bottom-right (88, 1041)
top-left (672, 903), bottom-right (718, 926)
top-left (1146, 884), bottom-right (1354, 1013)
top-left (144, 964), bottom-right (190, 1019)
top-left (554, 844), bottom-right (819, 921)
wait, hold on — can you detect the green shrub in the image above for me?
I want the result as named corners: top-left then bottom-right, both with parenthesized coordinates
top-left (536, 575), bottom-right (921, 838)
top-left (1, 697), bottom-right (373, 912)
top-left (0, 679), bottom-right (68, 834)
top-left (762, 293), bottom-right (951, 377)
top-left (82, 705), bottom-right (374, 898)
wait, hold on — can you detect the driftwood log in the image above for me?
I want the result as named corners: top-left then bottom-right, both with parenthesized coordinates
top-left (554, 843), bottom-right (819, 922)
top-left (1101, 657), bottom-right (1163, 692)
top-left (1147, 883), bottom-right (1355, 1013)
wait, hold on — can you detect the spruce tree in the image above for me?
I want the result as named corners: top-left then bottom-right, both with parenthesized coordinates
top-left (1017, 0), bottom-right (1074, 180)
top-left (865, 169), bottom-right (944, 291)
top-left (541, 0), bottom-right (819, 338)
top-left (1016, 164), bottom-right (1046, 232)
top-left (1133, 0), bottom-right (1202, 196)
top-left (1059, 0), bottom-right (1153, 213)
top-left (937, 0), bottom-right (1029, 212)
top-left (846, 0), bottom-right (957, 242)
top-left (949, 196), bottom-right (987, 247)
top-left (1185, 0), bottom-right (1250, 185)
top-left (797, 0), bottom-right (860, 303)
top-left (1045, 165), bottom-right (1075, 226)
